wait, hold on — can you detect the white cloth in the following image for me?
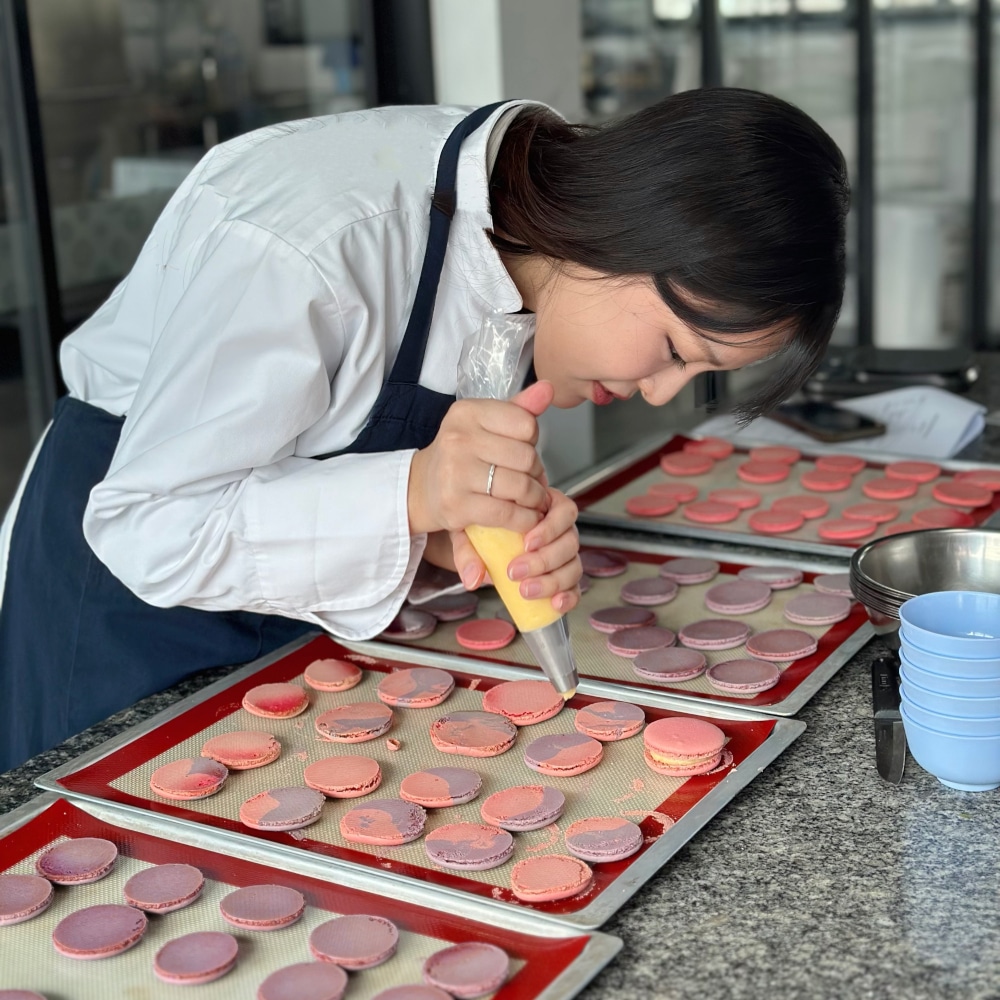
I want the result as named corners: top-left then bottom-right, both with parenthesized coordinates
top-left (0, 102), bottom-right (542, 639)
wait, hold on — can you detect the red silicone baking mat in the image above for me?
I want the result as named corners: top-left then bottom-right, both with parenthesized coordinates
top-left (368, 537), bottom-right (872, 717)
top-left (1, 795), bottom-right (617, 999)
top-left (38, 635), bottom-right (804, 929)
top-left (566, 433), bottom-right (1000, 558)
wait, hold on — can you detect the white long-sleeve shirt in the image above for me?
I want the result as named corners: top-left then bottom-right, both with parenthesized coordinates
top-left (1, 102), bottom-right (539, 640)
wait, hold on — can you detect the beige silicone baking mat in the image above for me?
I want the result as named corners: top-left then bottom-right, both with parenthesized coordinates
top-left (568, 434), bottom-right (1000, 558)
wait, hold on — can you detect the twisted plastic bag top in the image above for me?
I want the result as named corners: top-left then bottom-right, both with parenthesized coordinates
top-left (456, 311), bottom-right (536, 402)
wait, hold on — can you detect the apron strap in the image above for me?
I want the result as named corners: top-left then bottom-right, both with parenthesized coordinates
top-left (388, 100), bottom-right (510, 386)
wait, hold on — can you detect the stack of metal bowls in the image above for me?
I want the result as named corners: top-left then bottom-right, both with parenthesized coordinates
top-left (850, 528), bottom-right (1000, 650)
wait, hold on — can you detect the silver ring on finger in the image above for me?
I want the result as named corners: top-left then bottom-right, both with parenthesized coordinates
top-left (485, 463), bottom-right (497, 497)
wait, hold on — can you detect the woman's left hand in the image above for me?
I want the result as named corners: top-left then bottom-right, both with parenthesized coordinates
top-left (450, 487), bottom-right (581, 614)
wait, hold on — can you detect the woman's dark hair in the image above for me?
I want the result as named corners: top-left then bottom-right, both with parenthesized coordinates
top-left (489, 87), bottom-right (850, 422)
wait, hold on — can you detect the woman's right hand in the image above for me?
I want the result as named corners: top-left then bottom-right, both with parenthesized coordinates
top-left (407, 380), bottom-right (554, 543)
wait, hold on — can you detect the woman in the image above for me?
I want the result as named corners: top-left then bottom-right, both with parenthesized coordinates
top-left (0, 89), bottom-right (848, 772)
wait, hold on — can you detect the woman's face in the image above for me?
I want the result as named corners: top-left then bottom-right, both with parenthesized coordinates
top-left (530, 266), bottom-right (783, 410)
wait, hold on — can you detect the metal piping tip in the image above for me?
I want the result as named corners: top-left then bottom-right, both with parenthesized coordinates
top-left (521, 616), bottom-right (579, 700)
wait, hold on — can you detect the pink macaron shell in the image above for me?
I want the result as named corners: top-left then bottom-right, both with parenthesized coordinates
top-left (0, 874), bottom-right (53, 926)
top-left (123, 864), bottom-right (204, 913)
top-left (339, 798), bottom-right (427, 846)
top-left (377, 667), bottom-right (455, 708)
top-left (704, 579), bottom-right (772, 615)
top-left (955, 468), bottom-right (1000, 491)
top-left (705, 659), bottom-right (781, 693)
top-left (678, 619), bottom-right (751, 650)
top-left (523, 733), bottom-right (603, 776)
top-left (861, 477), bottom-right (917, 501)
top-left (303, 658), bottom-right (363, 692)
top-left (911, 506), bottom-right (976, 528)
top-left (423, 942), bottom-right (511, 999)
top-left (201, 731), bottom-right (281, 770)
top-left (749, 445), bottom-right (801, 465)
top-left (816, 518), bottom-right (878, 542)
top-left (258, 961), bottom-right (349, 1000)
top-left (625, 494), bottom-right (679, 517)
top-left (51, 904), bottom-right (147, 959)
top-left (885, 460), bottom-right (941, 482)
top-left (632, 646), bottom-right (708, 683)
top-left (371, 988), bottom-right (452, 1000)
top-left (399, 767), bottom-right (483, 807)
top-left (242, 682), bottom-right (309, 719)
top-left (683, 436), bottom-right (735, 459)
top-left (424, 823), bottom-right (515, 871)
top-left (588, 605), bottom-right (657, 634)
top-left (708, 487), bottom-right (762, 509)
top-left (771, 494), bottom-right (830, 519)
top-left (481, 679), bottom-right (564, 725)
top-left (304, 756), bottom-right (382, 798)
top-left (564, 817), bottom-right (644, 863)
top-left (479, 785), bottom-right (566, 831)
top-left (455, 618), bottom-right (517, 651)
top-left (841, 502), bottom-right (900, 523)
top-left (812, 572), bottom-right (853, 597)
top-left (737, 565), bottom-right (804, 590)
top-left (744, 629), bottom-right (818, 662)
top-left (309, 914), bottom-right (399, 969)
top-left (421, 592), bottom-right (479, 622)
top-left (579, 549), bottom-right (630, 577)
top-left (606, 625), bottom-right (677, 658)
top-left (573, 701), bottom-right (645, 741)
top-left (382, 607), bottom-right (438, 641)
top-left (149, 756), bottom-right (229, 800)
top-left (815, 454), bottom-right (866, 474)
top-left (747, 509), bottom-right (805, 535)
top-left (648, 482), bottom-right (699, 503)
top-left (153, 931), bottom-right (238, 985)
top-left (219, 884), bottom-right (306, 931)
top-left (430, 711), bottom-right (517, 757)
top-left (658, 557), bottom-right (720, 585)
top-left (931, 480), bottom-right (993, 508)
top-left (682, 500), bottom-right (741, 524)
top-left (239, 788), bottom-right (325, 831)
top-left (620, 576), bottom-right (680, 607)
top-left (737, 460), bottom-right (790, 485)
top-left (800, 469), bottom-right (852, 492)
top-left (315, 702), bottom-right (394, 743)
top-left (36, 838), bottom-right (118, 885)
top-left (659, 451), bottom-right (714, 476)
top-left (510, 855), bottom-right (593, 903)
top-left (783, 592), bottom-right (852, 626)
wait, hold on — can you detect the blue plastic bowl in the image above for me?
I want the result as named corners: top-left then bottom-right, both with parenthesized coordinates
top-left (900, 705), bottom-right (1000, 791)
top-left (899, 695), bottom-right (1000, 737)
top-left (899, 632), bottom-right (1000, 678)
top-left (901, 672), bottom-right (1000, 718)
top-left (898, 591), bottom-right (1000, 657)
top-left (899, 658), bottom-right (1000, 699)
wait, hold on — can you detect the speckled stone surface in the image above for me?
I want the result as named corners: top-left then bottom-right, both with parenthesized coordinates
top-left (4, 363), bottom-right (1000, 999)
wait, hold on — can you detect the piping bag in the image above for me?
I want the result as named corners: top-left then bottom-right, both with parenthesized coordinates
top-left (456, 312), bottom-right (579, 700)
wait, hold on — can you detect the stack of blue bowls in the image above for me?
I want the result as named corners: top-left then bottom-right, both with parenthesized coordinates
top-left (898, 590), bottom-right (1000, 792)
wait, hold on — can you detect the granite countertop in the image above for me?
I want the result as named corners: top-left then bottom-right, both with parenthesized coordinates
top-left (3, 358), bottom-right (1000, 999)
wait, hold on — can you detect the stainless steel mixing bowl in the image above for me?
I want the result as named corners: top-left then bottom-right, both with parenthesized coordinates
top-left (850, 528), bottom-right (1000, 650)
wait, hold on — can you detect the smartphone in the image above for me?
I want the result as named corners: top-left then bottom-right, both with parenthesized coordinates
top-left (770, 400), bottom-right (886, 443)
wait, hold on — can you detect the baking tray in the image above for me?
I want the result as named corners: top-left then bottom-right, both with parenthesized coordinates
top-left (1, 794), bottom-right (619, 999)
top-left (368, 535), bottom-right (873, 717)
top-left (37, 635), bottom-right (804, 929)
top-left (563, 432), bottom-right (1000, 559)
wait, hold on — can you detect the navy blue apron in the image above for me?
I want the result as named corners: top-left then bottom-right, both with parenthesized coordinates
top-left (0, 101), bottom-right (507, 772)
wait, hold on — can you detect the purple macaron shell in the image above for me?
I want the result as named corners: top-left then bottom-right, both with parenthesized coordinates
top-left (382, 608), bottom-right (437, 640)
top-left (588, 606), bottom-right (657, 633)
top-left (123, 864), bottom-right (204, 913)
top-left (606, 625), bottom-right (676, 658)
top-left (51, 904), bottom-right (147, 959)
top-left (153, 931), bottom-right (238, 985)
top-left (659, 557), bottom-right (719, 584)
top-left (258, 961), bottom-right (349, 1000)
top-left (744, 629), bottom-right (818, 662)
top-left (0, 874), bottom-right (53, 926)
top-left (479, 785), bottom-right (566, 831)
top-left (704, 579), bottom-right (772, 615)
top-left (424, 823), bottom-right (515, 871)
top-left (220, 884), bottom-right (305, 930)
top-left (339, 799), bottom-right (427, 845)
top-left (371, 987), bottom-right (453, 1000)
top-left (632, 646), bottom-right (708, 682)
top-left (678, 619), bottom-right (751, 650)
top-left (579, 549), bottom-right (629, 577)
top-left (309, 914), bottom-right (399, 969)
top-left (420, 592), bottom-right (479, 621)
top-left (812, 572), bottom-right (853, 597)
top-left (423, 942), bottom-right (510, 1000)
top-left (523, 733), bottom-right (603, 775)
top-left (399, 767), bottom-right (483, 807)
top-left (574, 701), bottom-right (645, 741)
top-left (377, 667), bottom-right (455, 707)
top-left (239, 787), bottom-right (325, 831)
top-left (782, 592), bottom-right (852, 625)
top-left (620, 577), bottom-right (680, 606)
top-left (705, 659), bottom-right (782, 692)
top-left (736, 565), bottom-right (804, 590)
top-left (36, 838), bottom-right (118, 885)
top-left (564, 816), bottom-right (644, 862)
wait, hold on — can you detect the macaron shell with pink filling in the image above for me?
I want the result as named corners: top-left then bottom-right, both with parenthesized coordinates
top-left (36, 838), bottom-right (118, 885)
top-left (423, 942), bottom-right (511, 999)
top-left (659, 557), bottom-right (719, 584)
top-left (678, 619), bottom-right (751, 650)
top-left (149, 756), bottom-right (229, 799)
top-left (424, 823), bottom-right (514, 871)
top-left (201, 731), bottom-right (281, 770)
top-left (510, 855), bottom-right (593, 903)
top-left (481, 679), bottom-right (564, 725)
top-left (574, 701), bottom-right (645, 741)
top-left (315, 702), bottom-right (393, 743)
top-left (744, 629), bottom-right (818, 661)
top-left (377, 667), bottom-right (455, 708)
top-left (303, 658), bottom-right (363, 692)
top-left (642, 717), bottom-right (725, 775)
top-left (632, 646), bottom-right (708, 682)
top-left (242, 682), bottom-right (309, 719)
top-left (123, 864), bottom-right (204, 913)
top-left (339, 798), bottom-right (427, 846)
top-left (588, 606), bottom-right (657, 633)
top-left (783, 593), bottom-right (852, 626)
top-left (153, 931), bottom-right (238, 985)
top-left (239, 787), bottom-right (325, 831)
top-left (429, 711), bottom-right (517, 757)
top-left (564, 817), bottom-right (644, 863)
top-left (606, 625), bottom-right (677, 658)
top-left (706, 659), bottom-right (781, 693)
top-left (51, 904), bottom-right (147, 959)
top-left (0, 874), bottom-right (53, 925)
top-left (309, 914), bottom-right (399, 969)
top-left (704, 579), bottom-right (772, 615)
top-left (304, 756), bottom-right (382, 798)
top-left (455, 618), bottom-right (517, 651)
top-left (479, 785), bottom-right (566, 831)
top-left (523, 733), bottom-right (603, 776)
top-left (400, 767), bottom-right (483, 807)
top-left (258, 961), bottom-right (349, 1000)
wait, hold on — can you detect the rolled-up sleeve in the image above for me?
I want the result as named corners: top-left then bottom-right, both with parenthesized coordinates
top-left (82, 219), bottom-right (424, 639)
